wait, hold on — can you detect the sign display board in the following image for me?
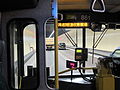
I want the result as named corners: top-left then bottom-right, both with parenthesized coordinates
top-left (66, 60), bottom-right (77, 68)
top-left (58, 10), bottom-right (120, 24)
top-left (58, 22), bottom-right (89, 28)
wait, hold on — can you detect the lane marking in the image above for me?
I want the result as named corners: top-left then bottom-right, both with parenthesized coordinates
top-left (59, 51), bottom-right (73, 60)
top-left (49, 30), bottom-right (54, 38)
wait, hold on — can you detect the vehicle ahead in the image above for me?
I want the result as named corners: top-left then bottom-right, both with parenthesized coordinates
top-left (58, 43), bottom-right (66, 50)
top-left (110, 47), bottom-right (120, 58)
top-left (109, 47), bottom-right (120, 77)
top-left (46, 38), bottom-right (54, 50)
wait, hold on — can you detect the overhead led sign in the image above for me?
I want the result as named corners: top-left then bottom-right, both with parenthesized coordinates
top-left (58, 22), bottom-right (89, 28)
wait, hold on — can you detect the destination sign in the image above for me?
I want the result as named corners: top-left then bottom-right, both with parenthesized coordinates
top-left (58, 10), bottom-right (120, 23)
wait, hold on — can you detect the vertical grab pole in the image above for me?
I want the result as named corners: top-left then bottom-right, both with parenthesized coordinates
top-left (54, 18), bottom-right (59, 89)
top-left (52, 0), bottom-right (59, 88)
top-left (82, 28), bottom-right (86, 73)
top-left (76, 29), bottom-right (78, 47)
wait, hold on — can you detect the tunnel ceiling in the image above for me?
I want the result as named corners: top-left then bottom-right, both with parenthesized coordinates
top-left (58, 0), bottom-right (120, 12)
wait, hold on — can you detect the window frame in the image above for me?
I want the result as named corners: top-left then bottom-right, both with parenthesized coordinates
top-left (7, 19), bottom-right (39, 90)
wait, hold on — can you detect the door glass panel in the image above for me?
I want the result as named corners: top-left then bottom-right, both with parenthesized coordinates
top-left (23, 24), bottom-right (37, 76)
top-left (9, 20), bottom-right (38, 89)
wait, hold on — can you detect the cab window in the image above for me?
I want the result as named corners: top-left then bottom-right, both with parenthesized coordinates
top-left (8, 19), bottom-right (38, 89)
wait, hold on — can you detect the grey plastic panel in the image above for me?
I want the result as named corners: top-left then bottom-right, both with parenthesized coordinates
top-left (0, 0), bottom-right (55, 90)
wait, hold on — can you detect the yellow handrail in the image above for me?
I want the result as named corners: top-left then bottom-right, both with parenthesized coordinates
top-left (54, 18), bottom-right (59, 89)
top-left (19, 76), bottom-right (22, 89)
top-left (59, 67), bottom-right (97, 74)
